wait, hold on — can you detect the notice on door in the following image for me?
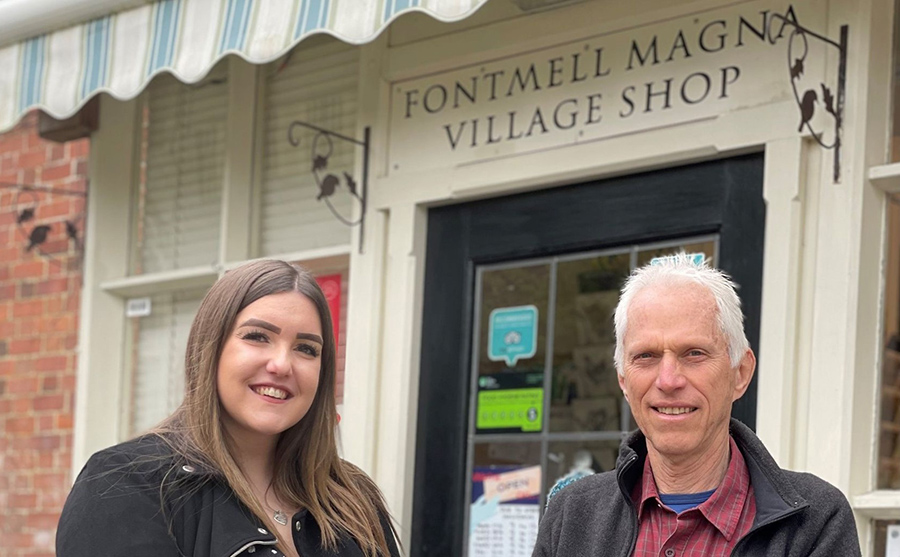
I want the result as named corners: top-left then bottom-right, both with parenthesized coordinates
top-left (477, 388), bottom-right (543, 432)
top-left (470, 465), bottom-right (541, 557)
top-left (488, 305), bottom-right (538, 366)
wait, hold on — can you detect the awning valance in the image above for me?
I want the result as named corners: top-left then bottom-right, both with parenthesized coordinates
top-left (0, 0), bottom-right (489, 133)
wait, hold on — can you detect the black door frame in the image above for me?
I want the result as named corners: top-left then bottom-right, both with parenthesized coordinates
top-left (411, 153), bottom-right (766, 556)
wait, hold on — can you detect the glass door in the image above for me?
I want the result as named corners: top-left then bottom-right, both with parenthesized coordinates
top-left (464, 237), bottom-right (717, 557)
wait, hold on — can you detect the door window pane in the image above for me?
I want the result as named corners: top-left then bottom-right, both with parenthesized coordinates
top-left (545, 439), bottom-right (622, 496)
top-left (470, 441), bottom-right (541, 557)
top-left (550, 253), bottom-right (630, 433)
top-left (476, 264), bottom-right (550, 434)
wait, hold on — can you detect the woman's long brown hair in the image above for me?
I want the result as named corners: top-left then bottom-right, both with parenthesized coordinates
top-left (154, 259), bottom-right (396, 556)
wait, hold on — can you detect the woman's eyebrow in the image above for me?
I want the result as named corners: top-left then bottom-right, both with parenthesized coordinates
top-left (238, 318), bottom-right (281, 334)
top-left (297, 333), bottom-right (323, 344)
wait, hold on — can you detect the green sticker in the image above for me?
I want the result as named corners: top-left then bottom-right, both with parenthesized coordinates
top-left (477, 388), bottom-right (543, 432)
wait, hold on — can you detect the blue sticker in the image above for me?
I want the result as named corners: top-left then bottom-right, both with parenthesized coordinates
top-left (488, 305), bottom-right (538, 367)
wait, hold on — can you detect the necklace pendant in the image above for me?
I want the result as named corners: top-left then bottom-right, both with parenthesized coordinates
top-left (273, 509), bottom-right (288, 526)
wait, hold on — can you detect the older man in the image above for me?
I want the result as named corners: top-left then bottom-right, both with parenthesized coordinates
top-left (533, 254), bottom-right (860, 557)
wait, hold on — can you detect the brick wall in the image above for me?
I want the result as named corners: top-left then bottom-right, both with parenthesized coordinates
top-left (0, 112), bottom-right (88, 557)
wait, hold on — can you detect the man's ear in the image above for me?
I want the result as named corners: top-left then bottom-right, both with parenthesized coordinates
top-left (618, 371), bottom-right (627, 398)
top-left (732, 349), bottom-right (756, 401)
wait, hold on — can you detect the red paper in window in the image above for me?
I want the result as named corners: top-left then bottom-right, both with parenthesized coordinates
top-left (315, 274), bottom-right (341, 345)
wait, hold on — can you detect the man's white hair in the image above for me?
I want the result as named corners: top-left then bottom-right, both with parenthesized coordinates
top-left (613, 252), bottom-right (749, 376)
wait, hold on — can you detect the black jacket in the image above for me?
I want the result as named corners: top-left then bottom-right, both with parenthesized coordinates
top-left (57, 435), bottom-right (401, 557)
top-left (533, 419), bottom-right (861, 556)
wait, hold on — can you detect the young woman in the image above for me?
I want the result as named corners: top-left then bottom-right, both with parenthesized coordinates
top-left (57, 260), bottom-right (400, 557)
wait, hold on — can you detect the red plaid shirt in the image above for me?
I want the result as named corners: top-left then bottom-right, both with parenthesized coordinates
top-left (632, 437), bottom-right (756, 557)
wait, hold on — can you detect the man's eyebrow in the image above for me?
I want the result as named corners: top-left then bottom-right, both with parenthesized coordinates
top-left (297, 333), bottom-right (323, 344)
top-left (238, 319), bottom-right (281, 334)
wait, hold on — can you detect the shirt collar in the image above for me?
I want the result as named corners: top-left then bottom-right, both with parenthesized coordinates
top-left (635, 436), bottom-right (751, 541)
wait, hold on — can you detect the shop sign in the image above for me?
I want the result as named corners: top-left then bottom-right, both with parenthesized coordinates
top-left (389, 0), bottom-right (831, 174)
top-left (488, 305), bottom-right (539, 366)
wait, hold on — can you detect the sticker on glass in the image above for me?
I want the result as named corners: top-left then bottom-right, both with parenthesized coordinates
top-left (488, 305), bottom-right (538, 367)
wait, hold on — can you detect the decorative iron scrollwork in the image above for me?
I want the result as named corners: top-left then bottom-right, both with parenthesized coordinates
top-left (2, 182), bottom-right (86, 266)
top-left (768, 14), bottom-right (848, 183)
top-left (288, 122), bottom-right (370, 252)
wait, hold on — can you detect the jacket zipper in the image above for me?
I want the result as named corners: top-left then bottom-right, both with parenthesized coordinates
top-left (228, 539), bottom-right (279, 557)
top-left (617, 454), bottom-right (640, 557)
top-left (727, 505), bottom-right (807, 557)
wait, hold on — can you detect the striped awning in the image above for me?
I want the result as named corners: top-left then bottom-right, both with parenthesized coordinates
top-left (0, 0), bottom-right (489, 133)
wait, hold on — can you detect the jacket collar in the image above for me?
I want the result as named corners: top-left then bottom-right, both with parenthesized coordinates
top-left (615, 418), bottom-right (809, 527)
top-left (174, 464), bottom-right (280, 557)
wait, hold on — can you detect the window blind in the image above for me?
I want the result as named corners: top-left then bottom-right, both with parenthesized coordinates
top-left (136, 63), bottom-right (228, 274)
top-left (259, 41), bottom-right (359, 256)
top-left (128, 288), bottom-right (206, 436)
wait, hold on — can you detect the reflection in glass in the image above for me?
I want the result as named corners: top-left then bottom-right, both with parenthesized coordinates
top-left (550, 253), bottom-right (630, 433)
top-left (544, 440), bottom-right (621, 497)
top-left (636, 239), bottom-right (717, 267)
top-left (873, 519), bottom-right (900, 557)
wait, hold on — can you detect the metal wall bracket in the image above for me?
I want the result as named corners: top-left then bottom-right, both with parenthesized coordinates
top-left (768, 14), bottom-right (848, 183)
top-left (288, 122), bottom-right (370, 253)
top-left (1, 182), bottom-right (86, 266)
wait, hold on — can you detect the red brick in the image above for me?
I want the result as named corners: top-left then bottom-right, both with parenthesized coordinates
top-left (0, 246), bottom-right (21, 263)
top-left (7, 376), bottom-right (39, 394)
top-left (37, 451), bottom-right (53, 469)
top-left (68, 139), bottom-right (89, 158)
top-left (39, 161), bottom-right (70, 182)
top-left (56, 413), bottom-right (73, 430)
top-left (38, 200), bottom-right (70, 219)
top-left (26, 512), bottom-right (61, 530)
top-left (29, 435), bottom-right (62, 451)
top-left (40, 375), bottom-right (58, 392)
top-left (17, 150), bottom-right (45, 168)
top-left (12, 474), bottom-right (30, 489)
top-left (12, 299), bottom-right (42, 317)
top-left (0, 135), bottom-right (23, 154)
top-left (6, 450), bottom-right (35, 469)
top-left (12, 261), bottom-right (45, 281)
top-left (34, 356), bottom-right (66, 373)
top-left (33, 395), bottom-right (63, 412)
top-left (7, 417), bottom-right (35, 435)
top-left (9, 338), bottom-right (41, 354)
top-left (0, 361), bottom-right (15, 376)
top-left (10, 492), bottom-right (37, 509)
top-left (47, 143), bottom-right (66, 161)
top-left (38, 415), bottom-right (53, 430)
top-left (0, 283), bottom-right (15, 301)
top-left (36, 278), bottom-right (68, 296)
top-left (33, 472), bottom-right (65, 490)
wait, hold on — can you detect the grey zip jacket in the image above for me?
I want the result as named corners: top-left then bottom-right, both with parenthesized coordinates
top-left (532, 419), bottom-right (860, 557)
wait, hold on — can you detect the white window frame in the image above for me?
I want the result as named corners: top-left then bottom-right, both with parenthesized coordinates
top-left (74, 54), bottom-right (355, 475)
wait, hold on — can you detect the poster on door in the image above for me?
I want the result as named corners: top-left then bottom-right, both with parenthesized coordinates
top-left (469, 465), bottom-right (541, 557)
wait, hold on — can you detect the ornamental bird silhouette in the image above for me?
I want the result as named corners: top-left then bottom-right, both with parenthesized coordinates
top-left (17, 207), bottom-right (34, 224)
top-left (27, 225), bottom-right (51, 251)
top-left (317, 174), bottom-right (340, 200)
top-left (798, 89), bottom-right (817, 132)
